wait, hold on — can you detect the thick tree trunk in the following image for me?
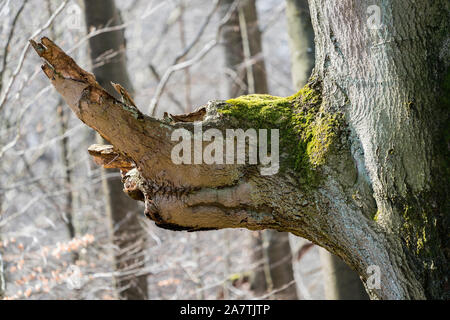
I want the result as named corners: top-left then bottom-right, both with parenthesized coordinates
top-left (220, 0), bottom-right (298, 299)
top-left (286, 0), bottom-right (368, 300)
top-left (83, 0), bottom-right (148, 300)
top-left (31, 0), bottom-right (448, 300)
top-left (306, 0), bottom-right (449, 299)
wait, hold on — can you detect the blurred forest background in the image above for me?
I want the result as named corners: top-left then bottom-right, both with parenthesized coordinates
top-left (0, 0), bottom-right (367, 300)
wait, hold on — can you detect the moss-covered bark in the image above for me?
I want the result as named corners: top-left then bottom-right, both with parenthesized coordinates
top-left (218, 81), bottom-right (344, 185)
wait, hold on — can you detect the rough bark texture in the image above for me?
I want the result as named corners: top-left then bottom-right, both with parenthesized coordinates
top-left (307, 0), bottom-right (449, 299)
top-left (220, 0), bottom-right (298, 299)
top-left (30, 0), bottom-right (449, 300)
top-left (83, 0), bottom-right (148, 300)
top-left (286, 0), bottom-right (367, 300)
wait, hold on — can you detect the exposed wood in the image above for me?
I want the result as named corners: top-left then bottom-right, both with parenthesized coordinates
top-left (169, 107), bottom-right (206, 122)
top-left (88, 144), bottom-right (134, 170)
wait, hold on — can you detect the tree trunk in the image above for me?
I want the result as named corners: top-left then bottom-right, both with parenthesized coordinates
top-left (46, 0), bottom-right (78, 261)
top-left (0, 222), bottom-right (4, 299)
top-left (83, 0), bottom-right (148, 300)
top-left (286, 0), bottom-right (368, 300)
top-left (31, 0), bottom-right (449, 299)
top-left (220, 0), bottom-right (268, 96)
top-left (220, 0), bottom-right (298, 299)
top-left (0, 253), bottom-right (4, 299)
top-left (305, 0), bottom-right (449, 299)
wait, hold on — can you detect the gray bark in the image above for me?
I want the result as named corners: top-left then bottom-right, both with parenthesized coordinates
top-left (220, 0), bottom-right (298, 299)
top-left (286, 0), bottom-right (368, 300)
top-left (307, 0), bottom-right (449, 299)
top-left (83, 0), bottom-right (148, 300)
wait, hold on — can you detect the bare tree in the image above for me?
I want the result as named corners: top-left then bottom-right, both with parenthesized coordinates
top-left (30, 0), bottom-right (449, 300)
top-left (83, 0), bottom-right (148, 300)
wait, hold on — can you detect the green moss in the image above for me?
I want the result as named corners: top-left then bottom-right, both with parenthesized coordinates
top-left (373, 210), bottom-right (380, 221)
top-left (227, 271), bottom-right (250, 282)
top-left (218, 83), bottom-right (343, 184)
top-left (400, 201), bottom-right (440, 258)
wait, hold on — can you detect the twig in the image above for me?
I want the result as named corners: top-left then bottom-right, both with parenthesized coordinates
top-left (0, 0), bottom-right (28, 94)
top-left (173, 0), bottom-right (220, 64)
top-left (0, 0), bottom-right (68, 112)
top-left (148, 64), bottom-right (184, 111)
top-left (65, 1), bottom-right (167, 55)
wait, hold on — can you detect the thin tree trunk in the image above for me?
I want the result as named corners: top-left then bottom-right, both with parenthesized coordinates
top-left (220, 0), bottom-right (298, 299)
top-left (57, 98), bottom-right (78, 261)
top-left (319, 248), bottom-right (368, 299)
top-left (83, 0), bottom-right (148, 300)
top-left (177, 1), bottom-right (193, 113)
top-left (0, 195), bottom-right (4, 299)
top-left (220, 0), bottom-right (267, 96)
top-left (0, 251), bottom-right (4, 299)
top-left (32, 0), bottom-right (449, 299)
top-left (286, 0), bottom-right (368, 300)
top-left (46, 0), bottom-right (78, 261)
